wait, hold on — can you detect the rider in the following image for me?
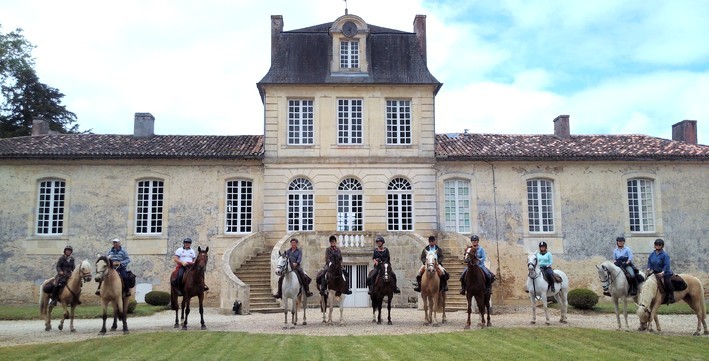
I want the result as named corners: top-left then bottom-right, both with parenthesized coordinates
top-left (366, 236), bottom-right (401, 295)
top-left (646, 238), bottom-right (674, 304)
top-left (95, 238), bottom-right (131, 297)
top-left (612, 236), bottom-right (639, 296)
top-left (172, 238), bottom-right (209, 296)
top-left (537, 241), bottom-right (555, 292)
top-left (273, 238), bottom-right (314, 299)
top-left (413, 235), bottom-right (449, 292)
top-left (460, 235), bottom-right (494, 295)
top-left (316, 235), bottom-right (352, 296)
top-left (50, 245), bottom-right (78, 306)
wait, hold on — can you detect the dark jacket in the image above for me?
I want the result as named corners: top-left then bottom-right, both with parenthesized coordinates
top-left (325, 246), bottom-right (342, 263)
top-left (420, 245), bottom-right (444, 265)
top-left (373, 247), bottom-right (391, 264)
top-left (285, 247), bottom-right (303, 268)
top-left (55, 254), bottom-right (75, 276)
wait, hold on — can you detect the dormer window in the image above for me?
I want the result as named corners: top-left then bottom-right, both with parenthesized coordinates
top-left (340, 40), bottom-right (359, 69)
top-left (330, 15), bottom-right (369, 75)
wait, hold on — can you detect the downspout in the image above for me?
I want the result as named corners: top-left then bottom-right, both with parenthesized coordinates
top-left (485, 161), bottom-right (502, 300)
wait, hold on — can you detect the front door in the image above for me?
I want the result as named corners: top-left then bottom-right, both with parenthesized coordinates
top-left (343, 264), bottom-right (369, 307)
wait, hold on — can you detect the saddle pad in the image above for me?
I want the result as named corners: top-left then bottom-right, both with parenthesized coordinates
top-left (43, 282), bottom-right (55, 294)
top-left (671, 275), bottom-right (688, 291)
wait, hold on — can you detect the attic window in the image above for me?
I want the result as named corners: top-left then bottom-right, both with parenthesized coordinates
top-left (340, 40), bottom-right (359, 69)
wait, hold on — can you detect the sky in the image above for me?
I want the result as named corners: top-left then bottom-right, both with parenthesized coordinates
top-left (1, 0), bottom-right (707, 143)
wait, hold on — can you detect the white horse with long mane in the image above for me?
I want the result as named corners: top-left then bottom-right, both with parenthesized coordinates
top-left (596, 260), bottom-right (644, 330)
top-left (526, 253), bottom-right (569, 325)
top-left (275, 251), bottom-right (307, 329)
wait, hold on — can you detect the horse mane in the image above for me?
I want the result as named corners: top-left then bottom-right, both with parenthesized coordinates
top-left (96, 255), bottom-right (110, 264)
top-left (637, 274), bottom-right (658, 309)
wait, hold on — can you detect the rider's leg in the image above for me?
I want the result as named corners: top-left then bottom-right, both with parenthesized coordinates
top-left (174, 266), bottom-right (185, 295)
top-left (543, 267), bottom-right (555, 291)
top-left (438, 265), bottom-right (449, 292)
top-left (273, 274), bottom-right (284, 299)
top-left (297, 268), bottom-right (314, 297)
top-left (342, 272), bottom-right (352, 295)
top-left (413, 265), bottom-right (424, 292)
top-left (663, 273), bottom-right (674, 304)
top-left (391, 271), bottom-right (401, 294)
top-left (482, 267), bottom-right (492, 294)
top-left (95, 280), bottom-right (102, 296)
top-left (459, 267), bottom-right (467, 295)
top-left (367, 269), bottom-right (377, 295)
top-left (118, 267), bottom-right (131, 297)
top-left (625, 266), bottom-right (637, 295)
top-left (50, 281), bottom-right (60, 306)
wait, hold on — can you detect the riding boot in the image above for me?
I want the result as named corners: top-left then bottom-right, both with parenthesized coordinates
top-left (441, 274), bottom-right (449, 292)
top-left (368, 283), bottom-right (373, 295)
top-left (664, 274), bottom-right (675, 304)
top-left (413, 274), bottom-right (422, 292)
top-left (629, 277), bottom-right (638, 296)
top-left (50, 286), bottom-right (60, 306)
top-left (299, 272), bottom-right (314, 297)
top-left (343, 274), bottom-right (352, 294)
top-left (459, 269), bottom-right (467, 295)
top-left (95, 281), bottom-right (102, 296)
top-left (273, 275), bottom-right (284, 299)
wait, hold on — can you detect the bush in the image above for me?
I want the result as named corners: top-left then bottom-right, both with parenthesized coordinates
top-left (127, 300), bottom-right (137, 314)
top-left (144, 291), bottom-right (171, 306)
top-left (568, 288), bottom-right (599, 310)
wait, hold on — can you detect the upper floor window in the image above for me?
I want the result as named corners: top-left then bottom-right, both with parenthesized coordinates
top-left (627, 178), bottom-right (655, 232)
top-left (287, 178), bottom-right (314, 231)
top-left (444, 179), bottom-right (471, 233)
top-left (337, 99), bottom-right (363, 144)
top-left (337, 178), bottom-right (363, 231)
top-left (136, 179), bottom-right (164, 234)
top-left (226, 179), bottom-right (253, 233)
top-left (527, 179), bottom-right (554, 233)
top-left (340, 40), bottom-right (359, 69)
top-left (386, 100), bottom-right (411, 144)
top-left (36, 179), bottom-right (65, 235)
top-left (288, 100), bottom-right (314, 145)
top-left (387, 177), bottom-right (413, 231)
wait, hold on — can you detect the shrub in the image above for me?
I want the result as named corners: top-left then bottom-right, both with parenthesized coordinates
top-left (568, 288), bottom-right (599, 310)
top-left (127, 300), bottom-right (137, 314)
top-left (144, 291), bottom-right (171, 306)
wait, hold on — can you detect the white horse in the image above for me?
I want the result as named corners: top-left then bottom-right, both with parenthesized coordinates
top-left (275, 251), bottom-right (307, 329)
top-left (596, 260), bottom-right (644, 331)
top-left (526, 253), bottom-right (569, 325)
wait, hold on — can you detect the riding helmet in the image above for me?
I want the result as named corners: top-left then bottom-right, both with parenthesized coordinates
top-left (616, 236), bottom-right (625, 242)
top-left (375, 236), bottom-right (385, 244)
top-left (539, 241), bottom-right (548, 248)
top-left (64, 245), bottom-right (73, 252)
top-left (183, 238), bottom-right (192, 244)
top-left (470, 235), bottom-right (479, 242)
top-left (654, 238), bottom-right (664, 246)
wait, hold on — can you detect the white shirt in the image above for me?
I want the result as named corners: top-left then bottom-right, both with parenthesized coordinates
top-left (175, 247), bottom-right (196, 263)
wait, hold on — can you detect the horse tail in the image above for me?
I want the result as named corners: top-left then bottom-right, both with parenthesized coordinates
top-left (695, 277), bottom-right (706, 317)
top-left (39, 280), bottom-right (50, 316)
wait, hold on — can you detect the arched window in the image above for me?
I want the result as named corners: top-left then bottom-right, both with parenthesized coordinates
top-left (337, 178), bottom-right (363, 231)
top-left (287, 178), bottom-right (314, 231)
top-left (387, 177), bottom-right (413, 231)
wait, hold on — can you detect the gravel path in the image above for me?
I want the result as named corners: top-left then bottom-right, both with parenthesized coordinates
top-left (0, 306), bottom-right (704, 347)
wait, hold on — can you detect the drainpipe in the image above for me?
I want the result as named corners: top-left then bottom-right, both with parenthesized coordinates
top-left (485, 161), bottom-right (502, 301)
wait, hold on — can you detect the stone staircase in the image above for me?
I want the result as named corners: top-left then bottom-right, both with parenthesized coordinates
top-left (234, 252), bottom-right (282, 313)
top-left (442, 251), bottom-right (468, 311)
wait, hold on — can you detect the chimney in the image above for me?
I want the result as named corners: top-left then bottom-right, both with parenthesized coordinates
top-left (413, 15), bottom-right (427, 63)
top-left (32, 117), bottom-right (50, 136)
top-left (271, 15), bottom-right (283, 64)
top-left (134, 112), bottom-right (155, 137)
top-left (553, 115), bottom-right (571, 139)
top-left (671, 120), bottom-right (697, 144)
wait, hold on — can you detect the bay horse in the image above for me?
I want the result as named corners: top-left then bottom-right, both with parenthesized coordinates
top-left (636, 273), bottom-right (708, 336)
top-left (171, 246), bottom-right (209, 330)
top-left (463, 248), bottom-right (491, 329)
top-left (94, 255), bottom-right (128, 334)
top-left (596, 260), bottom-right (645, 330)
top-left (421, 250), bottom-right (446, 326)
top-left (526, 253), bottom-right (569, 325)
top-left (275, 251), bottom-right (307, 329)
top-left (40, 259), bottom-right (92, 332)
top-left (320, 253), bottom-right (347, 325)
top-left (371, 260), bottom-right (395, 325)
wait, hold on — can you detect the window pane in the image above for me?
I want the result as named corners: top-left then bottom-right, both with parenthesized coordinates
top-left (527, 179), bottom-right (554, 233)
top-left (386, 100), bottom-right (411, 144)
top-left (226, 179), bottom-right (253, 233)
top-left (136, 180), bottom-right (164, 234)
top-left (37, 179), bottom-right (65, 235)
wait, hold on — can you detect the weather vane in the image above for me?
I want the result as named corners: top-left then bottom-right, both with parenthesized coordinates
top-left (344, 0), bottom-right (348, 15)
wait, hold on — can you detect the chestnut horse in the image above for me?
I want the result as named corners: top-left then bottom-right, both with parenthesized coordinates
top-left (463, 248), bottom-right (491, 329)
top-left (40, 259), bottom-right (92, 332)
top-left (320, 252), bottom-right (347, 325)
top-left (371, 261), bottom-right (395, 325)
top-left (636, 273), bottom-right (707, 336)
top-left (94, 255), bottom-right (128, 334)
top-left (421, 250), bottom-right (446, 326)
top-left (171, 246), bottom-right (209, 330)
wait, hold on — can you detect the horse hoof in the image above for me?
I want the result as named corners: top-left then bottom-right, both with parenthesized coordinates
top-left (290, 326), bottom-right (295, 329)
top-left (387, 321), bottom-right (392, 325)
top-left (487, 322), bottom-right (492, 327)
top-left (704, 331), bottom-right (709, 335)
top-left (70, 329), bottom-right (76, 333)
top-left (182, 326), bottom-right (188, 331)
top-left (433, 323), bottom-right (440, 328)
top-left (464, 325), bottom-right (470, 330)
top-left (44, 327), bottom-right (51, 332)
top-left (560, 320), bottom-right (568, 324)
top-left (123, 330), bottom-right (129, 334)
top-left (530, 321), bottom-right (536, 325)
top-left (302, 322), bottom-right (307, 326)
top-left (58, 325), bottom-right (63, 331)
top-left (282, 326), bottom-right (288, 330)
top-left (174, 324), bottom-right (179, 328)
top-left (545, 322), bottom-right (551, 326)
top-left (201, 325), bottom-right (207, 330)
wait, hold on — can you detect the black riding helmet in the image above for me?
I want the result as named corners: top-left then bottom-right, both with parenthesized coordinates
top-left (375, 236), bottom-right (385, 244)
top-left (63, 245), bottom-right (73, 252)
top-left (654, 238), bottom-right (664, 247)
top-left (539, 241), bottom-right (548, 248)
top-left (183, 238), bottom-right (192, 244)
top-left (616, 236), bottom-right (625, 242)
top-left (470, 235), bottom-right (479, 242)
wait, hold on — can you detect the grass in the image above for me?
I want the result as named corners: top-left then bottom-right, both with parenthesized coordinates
top-left (576, 300), bottom-right (708, 315)
top-left (0, 303), bottom-right (167, 320)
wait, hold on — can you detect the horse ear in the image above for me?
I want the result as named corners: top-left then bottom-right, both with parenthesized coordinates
top-left (198, 246), bottom-right (202, 252)
top-left (595, 264), bottom-right (600, 270)
top-left (205, 247), bottom-right (209, 253)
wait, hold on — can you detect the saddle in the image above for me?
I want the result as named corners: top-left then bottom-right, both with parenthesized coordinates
top-left (655, 274), bottom-right (688, 292)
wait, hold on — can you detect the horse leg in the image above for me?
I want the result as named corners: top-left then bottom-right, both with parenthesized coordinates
top-left (58, 302), bottom-right (67, 331)
top-left (475, 295), bottom-right (485, 328)
top-left (338, 296), bottom-right (345, 326)
top-left (121, 296), bottom-right (129, 334)
top-left (302, 290), bottom-right (307, 326)
top-left (199, 294), bottom-right (206, 330)
top-left (320, 293), bottom-right (327, 323)
top-left (327, 292), bottom-right (334, 325)
top-left (290, 297), bottom-right (297, 329)
top-left (182, 297), bottom-right (191, 330)
top-left (111, 302), bottom-right (119, 331)
top-left (283, 299), bottom-right (289, 329)
top-left (423, 296), bottom-right (430, 325)
top-left (69, 304), bottom-right (77, 332)
top-left (172, 292), bottom-right (180, 328)
top-left (529, 292), bottom-right (537, 325)
top-left (486, 295), bottom-right (492, 327)
top-left (386, 296), bottom-right (393, 325)
top-left (441, 292), bottom-right (447, 324)
top-left (99, 303), bottom-right (108, 335)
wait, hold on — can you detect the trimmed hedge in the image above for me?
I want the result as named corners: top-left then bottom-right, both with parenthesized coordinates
top-left (127, 300), bottom-right (137, 314)
top-left (144, 291), bottom-right (171, 306)
top-left (568, 288), bottom-right (599, 310)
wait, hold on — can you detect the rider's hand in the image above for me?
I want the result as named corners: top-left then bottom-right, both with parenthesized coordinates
top-left (373, 260), bottom-right (379, 266)
top-left (292, 262), bottom-right (298, 268)
top-left (112, 261), bottom-right (120, 267)
top-left (59, 271), bottom-right (64, 276)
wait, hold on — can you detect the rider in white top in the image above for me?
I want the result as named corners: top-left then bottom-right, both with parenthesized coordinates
top-left (172, 238), bottom-right (208, 295)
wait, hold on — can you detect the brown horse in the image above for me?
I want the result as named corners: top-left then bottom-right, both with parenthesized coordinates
top-left (371, 261), bottom-right (395, 325)
top-left (40, 259), bottom-right (92, 332)
top-left (320, 252), bottom-right (347, 325)
top-left (171, 246), bottom-right (209, 330)
top-left (463, 248), bottom-right (491, 329)
top-left (94, 255), bottom-right (128, 334)
top-left (636, 273), bottom-right (708, 336)
top-left (421, 250), bottom-right (446, 326)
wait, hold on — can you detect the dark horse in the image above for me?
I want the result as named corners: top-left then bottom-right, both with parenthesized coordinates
top-left (320, 253), bottom-right (348, 325)
top-left (463, 248), bottom-right (491, 329)
top-left (371, 261), bottom-right (396, 325)
top-left (171, 246), bottom-right (209, 330)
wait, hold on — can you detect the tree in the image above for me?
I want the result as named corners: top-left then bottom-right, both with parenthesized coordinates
top-left (0, 24), bottom-right (84, 138)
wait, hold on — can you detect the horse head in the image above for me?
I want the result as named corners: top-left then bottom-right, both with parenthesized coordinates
top-left (380, 261), bottom-right (391, 283)
top-left (195, 246), bottom-right (209, 272)
top-left (327, 253), bottom-right (343, 279)
top-left (463, 247), bottom-right (476, 266)
top-left (425, 250), bottom-right (438, 273)
top-left (79, 259), bottom-right (93, 282)
top-left (635, 275), bottom-right (657, 330)
top-left (275, 251), bottom-right (288, 276)
top-left (94, 255), bottom-right (110, 283)
top-left (596, 264), bottom-right (612, 294)
top-left (527, 253), bottom-right (539, 278)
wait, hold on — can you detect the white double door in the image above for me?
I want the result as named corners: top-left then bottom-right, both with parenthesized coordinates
top-left (342, 264), bottom-right (369, 307)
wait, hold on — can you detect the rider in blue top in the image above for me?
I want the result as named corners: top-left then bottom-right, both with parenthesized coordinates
top-left (536, 241), bottom-right (555, 292)
top-left (646, 238), bottom-right (674, 304)
top-left (96, 238), bottom-right (132, 297)
top-left (273, 238), bottom-right (314, 299)
top-left (612, 236), bottom-right (639, 296)
top-left (460, 235), bottom-right (495, 295)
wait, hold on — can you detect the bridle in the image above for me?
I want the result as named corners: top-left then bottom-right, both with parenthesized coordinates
top-left (276, 255), bottom-right (293, 277)
top-left (598, 265), bottom-right (620, 294)
top-left (426, 251), bottom-right (438, 273)
top-left (527, 255), bottom-right (541, 280)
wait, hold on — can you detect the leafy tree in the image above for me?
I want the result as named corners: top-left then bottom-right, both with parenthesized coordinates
top-left (0, 25), bottom-right (84, 138)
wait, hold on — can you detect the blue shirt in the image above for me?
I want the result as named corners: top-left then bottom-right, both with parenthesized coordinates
top-left (613, 247), bottom-right (633, 264)
top-left (107, 246), bottom-right (130, 268)
top-left (647, 250), bottom-right (672, 275)
top-left (475, 246), bottom-right (487, 267)
top-left (536, 251), bottom-right (552, 267)
top-left (285, 247), bottom-right (303, 265)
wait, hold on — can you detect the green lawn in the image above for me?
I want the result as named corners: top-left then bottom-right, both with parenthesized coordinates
top-left (0, 303), bottom-right (167, 320)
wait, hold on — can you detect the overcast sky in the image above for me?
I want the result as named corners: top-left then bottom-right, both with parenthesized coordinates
top-left (1, 0), bottom-right (707, 143)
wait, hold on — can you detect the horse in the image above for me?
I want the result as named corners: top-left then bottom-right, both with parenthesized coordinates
top-left (370, 260), bottom-right (395, 325)
top-left (171, 246), bottom-right (209, 330)
top-left (462, 248), bottom-right (491, 329)
top-left (636, 273), bottom-right (708, 336)
top-left (421, 250), bottom-right (446, 326)
top-left (275, 251), bottom-right (307, 329)
top-left (39, 259), bottom-right (92, 332)
top-left (526, 253), bottom-right (569, 325)
top-left (596, 260), bottom-right (645, 331)
top-left (320, 253), bottom-right (347, 325)
top-left (94, 255), bottom-right (128, 334)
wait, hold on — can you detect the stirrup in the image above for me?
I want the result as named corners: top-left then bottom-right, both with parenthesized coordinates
top-left (394, 287), bottom-right (401, 294)
top-left (344, 289), bottom-right (352, 295)
top-left (95, 290), bottom-right (100, 296)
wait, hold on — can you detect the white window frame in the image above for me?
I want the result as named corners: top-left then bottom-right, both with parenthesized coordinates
top-left (337, 178), bottom-right (363, 231)
top-left (386, 100), bottom-right (412, 144)
top-left (36, 179), bottom-right (66, 235)
top-left (340, 40), bottom-right (359, 69)
top-left (627, 178), bottom-right (655, 233)
top-left (135, 179), bottom-right (164, 235)
top-left (527, 179), bottom-right (555, 233)
top-left (444, 179), bottom-right (471, 233)
top-left (288, 99), bottom-right (314, 145)
top-left (387, 177), bottom-right (414, 231)
top-left (337, 99), bottom-right (363, 144)
top-left (287, 178), bottom-right (314, 232)
top-left (225, 179), bottom-right (253, 234)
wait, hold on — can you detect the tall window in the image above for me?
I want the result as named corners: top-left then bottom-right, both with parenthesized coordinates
top-left (136, 179), bottom-right (164, 234)
top-left (527, 179), bottom-right (554, 233)
top-left (444, 179), bottom-right (471, 233)
top-left (387, 177), bottom-right (413, 231)
top-left (627, 179), bottom-right (655, 232)
top-left (340, 40), bottom-right (359, 69)
top-left (36, 179), bottom-right (65, 235)
top-left (226, 179), bottom-right (253, 233)
top-left (288, 100), bottom-right (314, 145)
top-left (287, 178), bottom-right (314, 231)
top-left (337, 99), bottom-right (363, 144)
top-left (337, 178), bottom-right (363, 231)
top-left (386, 100), bottom-right (411, 144)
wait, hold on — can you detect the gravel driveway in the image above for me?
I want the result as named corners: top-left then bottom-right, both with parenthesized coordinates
top-left (0, 306), bottom-right (704, 347)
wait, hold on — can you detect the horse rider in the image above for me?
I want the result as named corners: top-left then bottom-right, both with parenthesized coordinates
top-left (316, 235), bottom-right (352, 296)
top-left (537, 241), bottom-right (555, 292)
top-left (460, 235), bottom-right (495, 295)
top-left (172, 238), bottom-right (209, 296)
top-left (273, 238), bottom-right (314, 299)
top-left (413, 235), bottom-right (449, 292)
top-left (646, 238), bottom-right (674, 304)
top-left (95, 238), bottom-right (131, 297)
top-left (50, 245), bottom-right (79, 306)
top-left (612, 236), bottom-right (640, 296)
top-left (366, 236), bottom-right (401, 295)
